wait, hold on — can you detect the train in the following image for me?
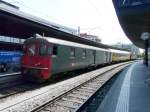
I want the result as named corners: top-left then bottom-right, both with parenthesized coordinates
top-left (0, 50), bottom-right (22, 72)
top-left (21, 34), bottom-right (133, 82)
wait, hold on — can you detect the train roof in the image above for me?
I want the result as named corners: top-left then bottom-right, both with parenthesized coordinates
top-left (25, 35), bottom-right (130, 54)
top-left (27, 35), bottom-right (109, 52)
top-left (110, 49), bottom-right (130, 54)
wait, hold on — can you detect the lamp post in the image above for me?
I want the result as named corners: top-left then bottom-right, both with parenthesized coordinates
top-left (141, 32), bottom-right (150, 67)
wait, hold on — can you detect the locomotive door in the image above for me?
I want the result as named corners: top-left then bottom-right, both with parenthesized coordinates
top-left (39, 42), bottom-right (52, 79)
top-left (92, 50), bottom-right (96, 65)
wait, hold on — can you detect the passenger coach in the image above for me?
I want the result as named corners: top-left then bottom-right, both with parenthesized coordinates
top-left (22, 34), bottom-right (131, 82)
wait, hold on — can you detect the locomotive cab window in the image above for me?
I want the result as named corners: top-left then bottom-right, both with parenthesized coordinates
top-left (70, 48), bottom-right (75, 57)
top-left (27, 44), bottom-right (36, 56)
top-left (52, 45), bottom-right (58, 56)
top-left (40, 43), bottom-right (47, 56)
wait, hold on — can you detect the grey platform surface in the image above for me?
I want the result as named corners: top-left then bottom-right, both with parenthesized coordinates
top-left (96, 61), bottom-right (150, 112)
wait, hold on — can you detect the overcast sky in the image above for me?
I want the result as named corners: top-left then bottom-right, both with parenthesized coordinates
top-left (5, 0), bottom-right (132, 45)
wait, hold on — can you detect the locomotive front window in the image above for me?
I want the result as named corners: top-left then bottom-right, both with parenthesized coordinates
top-left (40, 43), bottom-right (47, 56)
top-left (27, 44), bottom-right (36, 56)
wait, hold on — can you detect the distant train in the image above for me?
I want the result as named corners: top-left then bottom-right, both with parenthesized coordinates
top-left (21, 34), bottom-right (133, 82)
top-left (0, 51), bottom-right (22, 72)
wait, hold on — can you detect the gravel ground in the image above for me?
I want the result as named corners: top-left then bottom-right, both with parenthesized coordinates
top-left (0, 62), bottom-right (132, 112)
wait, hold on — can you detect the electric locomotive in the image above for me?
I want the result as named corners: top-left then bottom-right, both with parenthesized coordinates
top-left (22, 34), bottom-right (131, 82)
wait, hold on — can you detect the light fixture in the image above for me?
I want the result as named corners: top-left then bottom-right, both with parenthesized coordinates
top-left (141, 32), bottom-right (150, 40)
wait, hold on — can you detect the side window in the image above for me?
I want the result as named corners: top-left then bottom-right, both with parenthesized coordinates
top-left (47, 46), bottom-right (51, 55)
top-left (70, 47), bottom-right (75, 57)
top-left (82, 49), bottom-right (86, 58)
top-left (52, 45), bottom-right (58, 56)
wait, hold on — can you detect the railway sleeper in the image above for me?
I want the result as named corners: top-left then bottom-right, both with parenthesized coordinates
top-left (84, 84), bottom-right (100, 88)
top-left (72, 91), bottom-right (91, 97)
top-left (67, 94), bottom-right (88, 100)
top-left (45, 103), bottom-right (73, 112)
top-left (76, 88), bottom-right (95, 93)
top-left (56, 101), bottom-right (79, 109)
top-left (81, 86), bottom-right (98, 91)
top-left (63, 95), bottom-right (85, 102)
top-left (61, 97), bottom-right (83, 104)
top-left (88, 80), bottom-right (104, 85)
top-left (74, 89), bottom-right (93, 95)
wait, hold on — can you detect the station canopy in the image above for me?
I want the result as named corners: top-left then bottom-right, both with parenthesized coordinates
top-left (112, 0), bottom-right (150, 48)
top-left (0, 1), bottom-right (129, 51)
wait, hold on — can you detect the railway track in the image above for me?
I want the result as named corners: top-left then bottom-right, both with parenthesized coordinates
top-left (0, 64), bottom-right (110, 100)
top-left (0, 61), bottom-right (133, 112)
top-left (0, 72), bottom-right (40, 100)
top-left (0, 72), bottom-right (26, 99)
top-left (0, 82), bottom-right (39, 99)
top-left (32, 62), bottom-right (131, 112)
top-left (0, 61), bottom-right (129, 101)
top-left (0, 72), bottom-right (22, 89)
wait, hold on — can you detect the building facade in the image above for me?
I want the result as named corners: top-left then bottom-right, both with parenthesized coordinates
top-left (80, 33), bottom-right (101, 43)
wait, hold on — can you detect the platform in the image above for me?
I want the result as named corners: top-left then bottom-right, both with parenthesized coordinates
top-left (96, 61), bottom-right (150, 112)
